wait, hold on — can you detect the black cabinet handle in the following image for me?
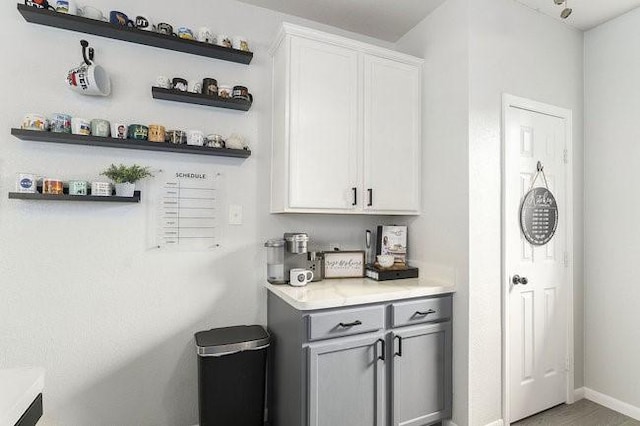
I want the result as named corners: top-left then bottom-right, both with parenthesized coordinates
top-left (377, 338), bottom-right (385, 361)
top-left (338, 320), bottom-right (362, 328)
top-left (367, 188), bottom-right (373, 207)
top-left (352, 187), bottom-right (357, 206)
top-left (415, 309), bottom-right (436, 317)
top-left (394, 335), bottom-right (402, 357)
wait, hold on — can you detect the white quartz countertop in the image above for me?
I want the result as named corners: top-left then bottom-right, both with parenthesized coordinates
top-left (0, 367), bottom-right (44, 426)
top-left (265, 277), bottom-right (455, 310)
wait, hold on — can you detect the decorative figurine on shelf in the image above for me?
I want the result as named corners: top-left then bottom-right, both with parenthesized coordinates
top-left (66, 40), bottom-right (111, 97)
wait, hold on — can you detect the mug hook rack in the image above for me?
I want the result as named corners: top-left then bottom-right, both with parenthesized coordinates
top-left (80, 39), bottom-right (94, 66)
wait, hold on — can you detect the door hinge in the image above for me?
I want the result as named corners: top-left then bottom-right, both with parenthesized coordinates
top-left (565, 357), bottom-right (572, 372)
top-left (563, 148), bottom-right (569, 164)
top-left (563, 251), bottom-right (569, 268)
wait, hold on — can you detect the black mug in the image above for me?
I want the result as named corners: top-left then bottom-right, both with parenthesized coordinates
top-left (110, 11), bottom-right (134, 27)
top-left (202, 78), bottom-right (218, 96)
top-left (157, 22), bottom-right (176, 36)
top-left (172, 78), bottom-right (188, 92)
top-left (232, 85), bottom-right (253, 103)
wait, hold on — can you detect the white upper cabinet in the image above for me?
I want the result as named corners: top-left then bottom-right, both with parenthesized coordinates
top-left (270, 23), bottom-right (423, 215)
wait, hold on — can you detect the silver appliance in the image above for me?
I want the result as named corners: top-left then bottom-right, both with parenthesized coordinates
top-left (274, 233), bottom-right (323, 284)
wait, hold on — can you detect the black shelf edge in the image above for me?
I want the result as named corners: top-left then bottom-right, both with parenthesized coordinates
top-left (151, 87), bottom-right (252, 111)
top-left (9, 191), bottom-right (141, 203)
top-left (17, 4), bottom-right (253, 64)
top-left (11, 129), bottom-right (251, 159)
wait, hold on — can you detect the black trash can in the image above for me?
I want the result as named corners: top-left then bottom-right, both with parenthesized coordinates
top-left (195, 325), bottom-right (271, 426)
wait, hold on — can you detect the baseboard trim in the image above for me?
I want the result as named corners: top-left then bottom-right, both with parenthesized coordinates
top-left (484, 420), bottom-right (504, 426)
top-left (443, 421), bottom-right (458, 426)
top-left (584, 388), bottom-right (640, 421)
top-left (574, 387), bottom-right (585, 400)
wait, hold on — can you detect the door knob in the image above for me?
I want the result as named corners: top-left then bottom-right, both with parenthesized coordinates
top-left (512, 275), bottom-right (528, 285)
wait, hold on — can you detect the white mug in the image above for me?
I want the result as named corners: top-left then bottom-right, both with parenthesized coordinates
top-left (155, 76), bottom-right (171, 89)
top-left (196, 27), bottom-right (214, 43)
top-left (232, 36), bottom-right (249, 51)
top-left (188, 80), bottom-right (202, 93)
top-left (66, 63), bottom-right (111, 97)
top-left (111, 122), bottom-right (128, 139)
top-left (55, 0), bottom-right (77, 15)
top-left (187, 130), bottom-right (204, 146)
top-left (71, 117), bottom-right (91, 135)
top-left (290, 268), bottom-right (313, 287)
top-left (77, 5), bottom-right (106, 21)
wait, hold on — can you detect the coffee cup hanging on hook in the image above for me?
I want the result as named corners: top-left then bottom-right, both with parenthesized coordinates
top-left (519, 161), bottom-right (559, 246)
top-left (65, 39), bottom-right (111, 97)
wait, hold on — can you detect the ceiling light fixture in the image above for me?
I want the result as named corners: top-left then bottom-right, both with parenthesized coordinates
top-left (554, 0), bottom-right (573, 19)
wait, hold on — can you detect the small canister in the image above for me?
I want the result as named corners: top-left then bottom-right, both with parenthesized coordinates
top-left (91, 181), bottom-right (112, 196)
top-left (16, 173), bottom-right (37, 193)
top-left (69, 180), bottom-right (88, 196)
top-left (42, 178), bottom-right (64, 195)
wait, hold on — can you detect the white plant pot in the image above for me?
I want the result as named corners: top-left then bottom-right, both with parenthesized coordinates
top-left (115, 182), bottom-right (135, 197)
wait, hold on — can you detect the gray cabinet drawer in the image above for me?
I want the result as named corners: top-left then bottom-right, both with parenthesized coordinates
top-left (308, 306), bottom-right (385, 341)
top-left (391, 296), bottom-right (451, 328)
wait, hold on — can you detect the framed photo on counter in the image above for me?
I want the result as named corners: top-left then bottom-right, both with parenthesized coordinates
top-left (323, 251), bottom-right (365, 278)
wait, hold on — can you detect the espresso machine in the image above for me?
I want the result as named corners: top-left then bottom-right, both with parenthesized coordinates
top-left (265, 232), bottom-right (324, 284)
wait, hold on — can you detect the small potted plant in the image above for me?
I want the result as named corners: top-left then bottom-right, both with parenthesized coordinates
top-left (100, 164), bottom-right (153, 197)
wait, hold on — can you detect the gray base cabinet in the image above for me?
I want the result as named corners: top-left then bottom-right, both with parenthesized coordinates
top-left (267, 292), bottom-right (453, 426)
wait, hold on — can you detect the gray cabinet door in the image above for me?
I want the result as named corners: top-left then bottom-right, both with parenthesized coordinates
top-left (392, 322), bottom-right (452, 426)
top-left (308, 334), bottom-right (386, 426)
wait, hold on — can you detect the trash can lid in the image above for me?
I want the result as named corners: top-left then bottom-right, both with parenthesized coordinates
top-left (195, 325), bottom-right (270, 357)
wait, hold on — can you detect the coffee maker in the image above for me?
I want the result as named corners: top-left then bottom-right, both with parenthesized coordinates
top-left (265, 233), bottom-right (324, 284)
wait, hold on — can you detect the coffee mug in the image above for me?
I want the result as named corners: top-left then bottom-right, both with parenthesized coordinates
top-left (166, 130), bottom-right (186, 144)
top-left (218, 85), bottom-right (233, 99)
top-left (232, 85), bottom-right (252, 102)
top-left (156, 22), bottom-right (176, 36)
top-left (43, 178), bottom-right (64, 195)
top-left (202, 78), bottom-right (218, 96)
top-left (78, 6), bottom-right (106, 20)
top-left (177, 27), bottom-right (194, 40)
top-left (128, 124), bottom-right (149, 140)
top-left (196, 27), bottom-right (214, 43)
top-left (16, 173), bottom-right (37, 194)
top-left (22, 113), bottom-right (48, 131)
top-left (66, 63), bottom-right (111, 96)
top-left (135, 15), bottom-right (154, 31)
top-left (49, 113), bottom-right (72, 133)
top-left (111, 122), bottom-right (128, 139)
top-left (24, 0), bottom-right (55, 11)
top-left (206, 134), bottom-right (225, 148)
top-left (172, 77), bottom-right (187, 92)
top-left (187, 130), bottom-right (204, 146)
top-left (55, 0), bottom-right (76, 14)
top-left (90, 119), bottom-right (110, 137)
top-left (148, 124), bottom-right (166, 142)
top-left (71, 117), bottom-right (91, 135)
top-left (188, 80), bottom-right (202, 93)
top-left (155, 76), bottom-right (171, 89)
top-left (290, 268), bottom-right (313, 287)
top-left (69, 180), bottom-right (88, 196)
top-left (217, 34), bottom-right (232, 48)
top-left (110, 11), bottom-right (134, 27)
top-left (233, 36), bottom-right (249, 52)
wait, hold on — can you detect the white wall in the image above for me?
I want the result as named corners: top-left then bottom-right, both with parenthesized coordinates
top-left (584, 7), bottom-right (640, 411)
top-left (467, 0), bottom-right (584, 424)
top-left (395, 0), bottom-right (470, 424)
top-left (0, 1), bottom-right (396, 424)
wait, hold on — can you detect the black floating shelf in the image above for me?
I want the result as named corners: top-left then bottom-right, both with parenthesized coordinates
top-left (17, 4), bottom-right (253, 64)
top-left (11, 129), bottom-right (251, 159)
top-left (9, 191), bottom-right (141, 203)
top-left (152, 87), bottom-right (252, 111)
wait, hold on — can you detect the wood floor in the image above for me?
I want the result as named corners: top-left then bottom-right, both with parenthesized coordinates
top-left (512, 399), bottom-right (640, 426)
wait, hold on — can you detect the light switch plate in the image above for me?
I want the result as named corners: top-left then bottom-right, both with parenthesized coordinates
top-left (228, 204), bottom-right (243, 225)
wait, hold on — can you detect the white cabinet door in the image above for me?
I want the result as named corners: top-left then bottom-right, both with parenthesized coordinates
top-left (288, 37), bottom-right (360, 210)
top-left (363, 55), bottom-right (421, 214)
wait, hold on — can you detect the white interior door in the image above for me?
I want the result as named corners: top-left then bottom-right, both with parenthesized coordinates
top-left (505, 102), bottom-right (569, 423)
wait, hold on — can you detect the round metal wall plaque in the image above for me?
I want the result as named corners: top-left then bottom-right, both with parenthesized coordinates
top-left (520, 187), bottom-right (558, 246)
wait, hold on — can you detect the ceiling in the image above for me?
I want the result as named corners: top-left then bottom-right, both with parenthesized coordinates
top-left (236, 0), bottom-right (640, 41)
top-left (511, 0), bottom-right (640, 30)
top-left (234, 0), bottom-right (447, 42)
